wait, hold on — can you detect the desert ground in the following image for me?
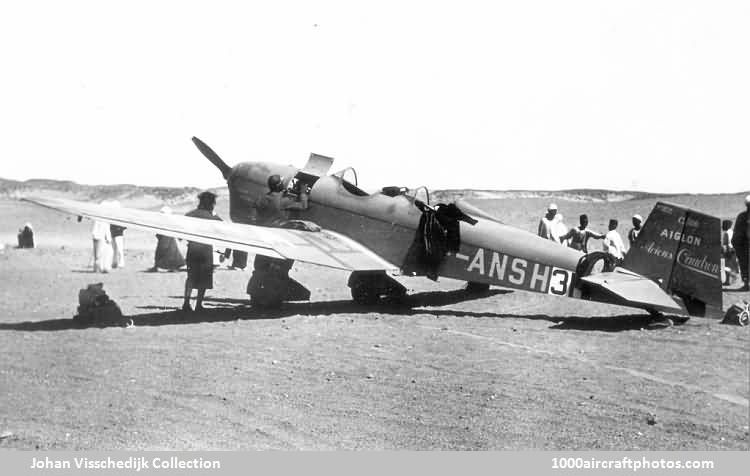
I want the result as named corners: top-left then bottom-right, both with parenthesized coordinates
top-left (0, 194), bottom-right (748, 450)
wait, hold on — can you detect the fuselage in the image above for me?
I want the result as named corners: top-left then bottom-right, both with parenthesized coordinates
top-left (224, 161), bottom-right (585, 297)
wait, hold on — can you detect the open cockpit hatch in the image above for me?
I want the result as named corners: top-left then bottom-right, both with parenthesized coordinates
top-left (286, 153), bottom-right (335, 199)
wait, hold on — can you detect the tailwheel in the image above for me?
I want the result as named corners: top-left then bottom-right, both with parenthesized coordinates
top-left (723, 301), bottom-right (750, 326)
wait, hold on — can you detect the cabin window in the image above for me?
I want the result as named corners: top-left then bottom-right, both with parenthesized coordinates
top-left (334, 167), bottom-right (369, 197)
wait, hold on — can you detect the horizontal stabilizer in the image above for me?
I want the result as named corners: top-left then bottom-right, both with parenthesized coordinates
top-left (581, 269), bottom-right (683, 313)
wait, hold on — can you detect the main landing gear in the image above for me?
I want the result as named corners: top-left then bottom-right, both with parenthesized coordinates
top-left (247, 256), bottom-right (310, 308)
top-left (645, 310), bottom-right (689, 329)
top-left (464, 281), bottom-right (490, 294)
top-left (348, 271), bottom-right (407, 305)
top-left (646, 310), bottom-right (674, 329)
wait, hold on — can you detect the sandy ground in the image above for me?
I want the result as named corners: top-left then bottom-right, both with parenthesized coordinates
top-left (0, 199), bottom-right (748, 450)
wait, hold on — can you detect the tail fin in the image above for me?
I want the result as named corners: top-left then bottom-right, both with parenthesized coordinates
top-left (623, 202), bottom-right (722, 317)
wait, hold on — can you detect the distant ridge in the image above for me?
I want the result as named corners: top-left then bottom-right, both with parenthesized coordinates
top-left (1, 177), bottom-right (744, 207)
top-left (431, 188), bottom-right (671, 203)
top-left (0, 177), bottom-right (221, 210)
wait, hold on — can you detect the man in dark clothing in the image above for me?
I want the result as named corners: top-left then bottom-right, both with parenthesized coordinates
top-left (245, 175), bottom-right (310, 307)
top-left (253, 174), bottom-right (309, 226)
top-left (182, 191), bottom-right (228, 312)
top-left (731, 195), bottom-right (750, 291)
top-left (628, 214), bottom-right (643, 248)
top-left (229, 250), bottom-right (248, 270)
top-left (254, 174), bottom-right (287, 226)
top-left (402, 200), bottom-right (478, 281)
top-left (17, 223), bottom-right (34, 248)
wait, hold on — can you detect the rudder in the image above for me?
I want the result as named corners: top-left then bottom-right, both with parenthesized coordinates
top-left (623, 202), bottom-right (722, 317)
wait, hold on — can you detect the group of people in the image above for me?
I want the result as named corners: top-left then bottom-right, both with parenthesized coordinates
top-left (181, 174), bottom-right (309, 312)
top-left (84, 176), bottom-right (308, 311)
top-left (537, 203), bottom-right (640, 264)
top-left (89, 201), bottom-right (127, 273)
top-left (537, 196), bottom-right (750, 291)
top-left (92, 203), bottom-right (186, 274)
top-left (91, 215), bottom-right (126, 274)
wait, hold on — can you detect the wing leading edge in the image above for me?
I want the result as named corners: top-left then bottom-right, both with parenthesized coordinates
top-left (24, 197), bottom-right (397, 272)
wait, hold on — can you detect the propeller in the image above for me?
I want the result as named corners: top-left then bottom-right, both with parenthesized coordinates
top-left (191, 136), bottom-right (232, 180)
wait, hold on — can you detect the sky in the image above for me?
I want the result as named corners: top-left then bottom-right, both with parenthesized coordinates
top-left (0, 0), bottom-right (748, 193)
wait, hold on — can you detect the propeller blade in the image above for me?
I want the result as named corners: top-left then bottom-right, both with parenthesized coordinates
top-left (192, 136), bottom-right (232, 179)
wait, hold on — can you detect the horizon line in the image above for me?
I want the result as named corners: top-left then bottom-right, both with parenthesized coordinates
top-left (1, 175), bottom-right (748, 197)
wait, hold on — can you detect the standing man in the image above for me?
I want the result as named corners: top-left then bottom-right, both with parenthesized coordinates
top-left (552, 214), bottom-right (569, 246)
top-left (110, 224), bottom-right (126, 268)
top-left (721, 219), bottom-right (737, 285)
top-left (537, 203), bottom-right (559, 241)
top-left (628, 214), bottom-right (643, 248)
top-left (603, 219), bottom-right (627, 264)
top-left (182, 191), bottom-right (229, 312)
top-left (91, 219), bottom-right (112, 273)
top-left (731, 195), bottom-right (750, 291)
top-left (559, 214), bottom-right (605, 253)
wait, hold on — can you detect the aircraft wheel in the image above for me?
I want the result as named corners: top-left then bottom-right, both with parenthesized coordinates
top-left (351, 283), bottom-right (380, 305)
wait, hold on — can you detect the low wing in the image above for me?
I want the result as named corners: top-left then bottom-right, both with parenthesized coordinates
top-left (580, 269), bottom-right (683, 313)
top-left (24, 197), bottom-right (397, 272)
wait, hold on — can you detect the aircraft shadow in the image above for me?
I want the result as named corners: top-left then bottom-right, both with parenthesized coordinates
top-left (0, 288), bottom-right (678, 332)
top-left (723, 287), bottom-right (750, 293)
top-left (0, 289), bottom-right (510, 332)
top-left (545, 314), bottom-right (674, 332)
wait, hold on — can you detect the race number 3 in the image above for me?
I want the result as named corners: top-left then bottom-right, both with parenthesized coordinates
top-left (548, 268), bottom-right (572, 296)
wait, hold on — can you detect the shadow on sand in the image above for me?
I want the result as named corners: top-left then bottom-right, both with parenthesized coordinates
top-left (0, 288), bottom-right (678, 333)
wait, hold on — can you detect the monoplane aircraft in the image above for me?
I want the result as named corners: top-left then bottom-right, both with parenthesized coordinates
top-left (26, 137), bottom-right (727, 324)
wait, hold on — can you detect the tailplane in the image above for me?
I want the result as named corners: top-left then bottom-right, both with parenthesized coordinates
top-left (623, 202), bottom-right (722, 317)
